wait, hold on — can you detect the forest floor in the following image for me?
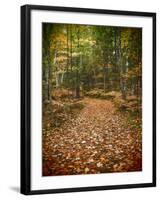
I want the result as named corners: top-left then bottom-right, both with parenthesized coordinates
top-left (43, 97), bottom-right (142, 176)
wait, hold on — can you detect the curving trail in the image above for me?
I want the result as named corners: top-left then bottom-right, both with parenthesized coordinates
top-left (43, 98), bottom-right (142, 176)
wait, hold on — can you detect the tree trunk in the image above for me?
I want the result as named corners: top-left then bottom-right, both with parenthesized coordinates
top-left (55, 72), bottom-right (59, 88)
top-left (103, 65), bottom-right (106, 93)
top-left (66, 25), bottom-right (69, 90)
top-left (118, 29), bottom-right (126, 100)
top-left (61, 72), bottom-right (64, 85)
top-left (47, 49), bottom-right (52, 101)
top-left (75, 27), bottom-right (80, 98)
top-left (70, 25), bottom-right (74, 96)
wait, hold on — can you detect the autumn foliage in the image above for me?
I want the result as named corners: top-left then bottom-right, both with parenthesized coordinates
top-left (42, 23), bottom-right (142, 176)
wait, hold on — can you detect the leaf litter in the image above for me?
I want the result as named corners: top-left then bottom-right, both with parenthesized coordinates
top-left (43, 98), bottom-right (142, 176)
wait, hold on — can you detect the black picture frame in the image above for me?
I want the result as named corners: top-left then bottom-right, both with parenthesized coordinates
top-left (21, 4), bottom-right (156, 195)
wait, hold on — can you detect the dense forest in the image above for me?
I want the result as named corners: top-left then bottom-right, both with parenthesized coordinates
top-left (42, 23), bottom-right (142, 101)
top-left (42, 23), bottom-right (142, 176)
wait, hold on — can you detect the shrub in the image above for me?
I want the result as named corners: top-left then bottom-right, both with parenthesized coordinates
top-left (86, 90), bottom-right (121, 100)
top-left (113, 97), bottom-right (126, 110)
top-left (85, 89), bottom-right (103, 98)
top-left (126, 95), bottom-right (137, 102)
top-left (52, 89), bottom-right (72, 99)
top-left (102, 91), bottom-right (121, 100)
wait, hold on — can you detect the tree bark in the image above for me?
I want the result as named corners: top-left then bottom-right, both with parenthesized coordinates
top-left (75, 27), bottom-right (80, 98)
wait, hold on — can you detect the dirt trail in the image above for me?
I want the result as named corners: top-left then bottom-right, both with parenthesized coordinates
top-left (43, 98), bottom-right (142, 176)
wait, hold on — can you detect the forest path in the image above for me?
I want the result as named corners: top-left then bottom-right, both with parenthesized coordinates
top-left (43, 98), bottom-right (142, 176)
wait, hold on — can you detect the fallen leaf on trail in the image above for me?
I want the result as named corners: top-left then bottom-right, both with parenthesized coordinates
top-left (97, 162), bottom-right (103, 168)
top-left (85, 167), bottom-right (90, 173)
top-left (43, 98), bottom-right (142, 176)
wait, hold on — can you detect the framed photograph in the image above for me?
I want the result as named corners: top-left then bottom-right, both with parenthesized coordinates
top-left (21, 4), bottom-right (156, 195)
